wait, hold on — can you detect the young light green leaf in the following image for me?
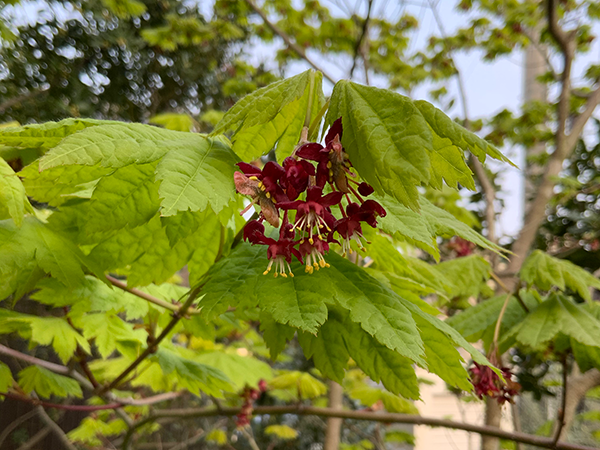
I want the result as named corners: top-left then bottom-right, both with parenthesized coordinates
top-left (520, 250), bottom-right (600, 301)
top-left (152, 348), bottom-right (232, 397)
top-left (436, 255), bottom-right (491, 299)
top-left (265, 425), bottom-right (298, 440)
top-left (211, 70), bottom-right (311, 136)
top-left (28, 316), bottom-right (91, 363)
top-left (0, 157), bottom-right (33, 226)
top-left (149, 113), bottom-right (195, 132)
top-left (194, 350), bottom-right (273, 391)
top-left (0, 217), bottom-right (96, 292)
top-left (269, 371), bottom-right (327, 399)
top-left (18, 366), bottom-right (82, 399)
top-left (20, 161), bottom-right (112, 207)
top-left (0, 361), bottom-right (13, 393)
top-left (0, 118), bottom-right (115, 149)
top-left (231, 72), bottom-right (324, 161)
top-left (75, 313), bottom-right (146, 359)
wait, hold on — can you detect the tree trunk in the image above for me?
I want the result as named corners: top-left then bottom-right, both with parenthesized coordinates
top-left (482, 398), bottom-right (502, 450)
top-left (324, 381), bottom-right (344, 450)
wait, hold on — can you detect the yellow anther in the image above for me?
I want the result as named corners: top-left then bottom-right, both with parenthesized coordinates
top-left (290, 272), bottom-right (294, 277)
top-left (329, 170), bottom-right (333, 177)
top-left (249, 176), bottom-right (259, 180)
top-left (266, 192), bottom-right (271, 198)
top-left (274, 273), bottom-right (278, 278)
top-left (342, 252), bottom-right (346, 257)
top-left (327, 161), bottom-right (332, 169)
top-left (260, 185), bottom-right (266, 191)
top-left (300, 239), bottom-right (305, 244)
top-left (319, 260), bottom-right (326, 268)
top-left (313, 262), bottom-right (319, 268)
top-left (263, 270), bottom-right (270, 275)
top-left (325, 263), bottom-right (331, 268)
top-left (281, 273), bottom-right (288, 278)
top-left (349, 248), bottom-right (353, 254)
top-left (309, 237), bottom-right (314, 245)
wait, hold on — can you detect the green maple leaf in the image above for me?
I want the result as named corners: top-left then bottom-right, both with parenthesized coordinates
top-left (152, 347), bottom-right (232, 397)
top-left (85, 162), bottom-right (160, 232)
top-left (325, 81), bottom-right (512, 210)
top-left (211, 70), bottom-right (313, 136)
top-left (37, 123), bottom-right (239, 217)
top-left (0, 118), bottom-right (115, 149)
top-left (0, 157), bottom-right (33, 226)
top-left (0, 217), bottom-right (100, 296)
top-left (18, 366), bottom-right (82, 399)
top-left (447, 291), bottom-right (539, 343)
top-left (20, 161), bottom-right (112, 207)
top-left (150, 113), bottom-right (195, 132)
top-left (269, 371), bottom-right (327, 399)
top-left (378, 195), bottom-right (506, 261)
top-left (229, 72), bottom-right (325, 161)
top-left (437, 255), bottom-right (491, 299)
top-left (520, 250), bottom-right (600, 301)
top-left (198, 244), bottom-right (425, 365)
top-left (28, 316), bottom-right (91, 363)
top-left (501, 293), bottom-right (600, 351)
top-left (0, 362), bottom-right (13, 393)
top-left (194, 350), bottom-right (273, 391)
top-left (75, 313), bottom-right (146, 359)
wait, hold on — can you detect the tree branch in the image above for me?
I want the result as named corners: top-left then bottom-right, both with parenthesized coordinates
top-left (427, 0), bottom-right (497, 244)
top-left (0, 343), bottom-right (183, 407)
top-left (98, 285), bottom-right (202, 394)
top-left (35, 405), bottom-right (78, 450)
top-left (123, 405), bottom-right (598, 450)
top-left (552, 355), bottom-right (569, 446)
top-left (243, 0), bottom-right (336, 84)
top-left (106, 275), bottom-right (202, 315)
top-left (349, 0), bottom-right (373, 80)
top-left (507, 0), bottom-right (600, 273)
top-left (0, 409), bottom-right (39, 449)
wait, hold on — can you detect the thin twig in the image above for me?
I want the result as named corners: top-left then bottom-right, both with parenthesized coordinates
top-left (124, 405), bottom-right (597, 450)
top-left (1, 392), bottom-right (123, 411)
top-left (36, 405), bottom-right (78, 450)
top-left (168, 430), bottom-right (205, 450)
top-left (98, 285), bottom-right (202, 394)
top-left (552, 355), bottom-right (569, 445)
top-left (243, 0), bottom-right (336, 84)
top-left (16, 426), bottom-right (51, 450)
top-left (106, 275), bottom-right (202, 315)
top-left (0, 409), bottom-right (39, 448)
top-left (349, 0), bottom-right (373, 80)
top-left (427, 0), bottom-right (497, 245)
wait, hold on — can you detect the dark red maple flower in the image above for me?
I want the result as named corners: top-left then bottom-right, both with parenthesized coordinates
top-left (296, 118), bottom-right (353, 192)
top-left (279, 186), bottom-right (342, 244)
top-left (233, 116), bottom-right (388, 277)
top-left (298, 237), bottom-right (331, 274)
top-left (243, 219), bottom-right (302, 278)
top-left (448, 236), bottom-right (476, 257)
top-left (234, 161), bottom-right (287, 227)
top-left (469, 362), bottom-right (520, 404)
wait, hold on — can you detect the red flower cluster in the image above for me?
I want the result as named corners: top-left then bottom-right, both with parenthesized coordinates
top-left (236, 380), bottom-right (268, 427)
top-left (469, 362), bottom-right (520, 404)
top-left (234, 118), bottom-right (386, 277)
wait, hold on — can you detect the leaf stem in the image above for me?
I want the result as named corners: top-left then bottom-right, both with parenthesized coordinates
top-left (552, 354), bottom-right (569, 445)
top-left (492, 292), bottom-right (512, 351)
top-left (308, 99), bottom-right (330, 141)
top-left (304, 70), bottom-right (316, 130)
